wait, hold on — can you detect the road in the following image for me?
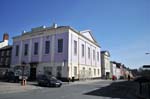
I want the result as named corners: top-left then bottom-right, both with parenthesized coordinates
top-left (0, 80), bottom-right (138, 99)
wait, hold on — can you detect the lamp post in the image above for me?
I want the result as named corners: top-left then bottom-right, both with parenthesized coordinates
top-left (21, 61), bottom-right (26, 86)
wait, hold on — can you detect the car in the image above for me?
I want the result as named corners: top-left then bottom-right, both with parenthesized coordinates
top-left (37, 74), bottom-right (62, 87)
top-left (4, 71), bottom-right (20, 83)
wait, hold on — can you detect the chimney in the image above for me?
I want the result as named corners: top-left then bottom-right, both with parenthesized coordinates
top-left (3, 33), bottom-right (9, 41)
top-left (52, 23), bottom-right (57, 28)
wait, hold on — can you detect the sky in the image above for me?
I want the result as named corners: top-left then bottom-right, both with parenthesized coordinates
top-left (0, 0), bottom-right (150, 69)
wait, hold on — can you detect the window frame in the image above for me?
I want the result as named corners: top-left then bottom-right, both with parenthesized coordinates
top-left (45, 41), bottom-right (50, 54)
top-left (58, 39), bottom-right (63, 53)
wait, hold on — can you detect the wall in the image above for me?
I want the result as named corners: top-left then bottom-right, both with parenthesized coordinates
top-left (68, 29), bottom-right (101, 79)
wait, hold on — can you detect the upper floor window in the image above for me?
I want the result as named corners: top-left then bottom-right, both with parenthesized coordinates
top-left (16, 45), bottom-right (19, 56)
top-left (24, 44), bottom-right (28, 56)
top-left (97, 52), bottom-right (99, 61)
top-left (45, 41), bottom-right (50, 54)
top-left (93, 50), bottom-right (95, 60)
top-left (34, 42), bottom-right (38, 55)
top-left (74, 40), bottom-right (77, 55)
top-left (58, 39), bottom-right (63, 53)
top-left (88, 47), bottom-right (90, 59)
top-left (82, 44), bottom-right (84, 57)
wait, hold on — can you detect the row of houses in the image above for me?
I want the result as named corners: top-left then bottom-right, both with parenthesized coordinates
top-left (101, 51), bottom-right (133, 79)
top-left (0, 23), bottom-right (132, 81)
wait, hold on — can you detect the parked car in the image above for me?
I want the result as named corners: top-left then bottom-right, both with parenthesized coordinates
top-left (4, 71), bottom-right (20, 83)
top-left (37, 74), bottom-right (62, 87)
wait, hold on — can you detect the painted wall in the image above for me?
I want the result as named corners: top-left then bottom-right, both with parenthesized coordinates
top-left (0, 40), bottom-right (8, 48)
top-left (68, 29), bottom-right (101, 78)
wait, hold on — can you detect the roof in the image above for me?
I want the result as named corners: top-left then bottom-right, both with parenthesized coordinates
top-left (80, 30), bottom-right (97, 43)
top-left (101, 50), bottom-right (110, 57)
top-left (12, 24), bottom-right (101, 47)
top-left (0, 45), bottom-right (12, 50)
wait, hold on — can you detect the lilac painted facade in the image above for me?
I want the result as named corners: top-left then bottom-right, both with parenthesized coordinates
top-left (11, 24), bottom-right (101, 80)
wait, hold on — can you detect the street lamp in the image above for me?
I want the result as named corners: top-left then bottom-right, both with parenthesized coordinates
top-left (21, 61), bottom-right (26, 86)
top-left (145, 53), bottom-right (150, 55)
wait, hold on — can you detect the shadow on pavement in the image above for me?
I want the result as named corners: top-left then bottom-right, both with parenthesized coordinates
top-left (84, 81), bottom-right (139, 99)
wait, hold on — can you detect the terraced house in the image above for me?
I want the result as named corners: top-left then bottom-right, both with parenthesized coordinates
top-left (11, 24), bottom-right (101, 81)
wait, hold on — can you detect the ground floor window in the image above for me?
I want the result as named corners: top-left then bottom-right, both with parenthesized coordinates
top-left (74, 66), bottom-right (77, 77)
top-left (57, 66), bottom-right (62, 78)
top-left (44, 67), bottom-right (52, 75)
top-left (89, 68), bottom-right (91, 77)
top-left (97, 69), bottom-right (99, 75)
top-left (94, 69), bottom-right (96, 76)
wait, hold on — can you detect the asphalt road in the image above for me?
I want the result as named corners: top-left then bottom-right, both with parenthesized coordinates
top-left (0, 80), bottom-right (138, 99)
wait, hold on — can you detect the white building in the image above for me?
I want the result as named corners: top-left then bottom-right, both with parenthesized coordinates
top-left (0, 33), bottom-right (9, 48)
top-left (110, 61), bottom-right (117, 78)
top-left (11, 24), bottom-right (101, 81)
top-left (101, 51), bottom-right (111, 79)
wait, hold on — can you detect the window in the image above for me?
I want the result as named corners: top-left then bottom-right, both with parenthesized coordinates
top-left (97, 52), bottom-right (99, 61)
top-left (5, 58), bottom-right (8, 65)
top-left (57, 66), bottom-right (62, 78)
top-left (58, 39), bottom-right (63, 53)
top-left (93, 50), bottom-right (95, 60)
top-left (6, 50), bottom-right (10, 56)
top-left (74, 40), bottom-right (77, 55)
top-left (45, 41), bottom-right (50, 54)
top-left (94, 69), bottom-right (96, 76)
top-left (34, 42), bottom-right (38, 55)
top-left (24, 44), bottom-right (28, 56)
top-left (16, 45), bottom-right (19, 56)
top-left (82, 44), bottom-right (84, 57)
top-left (89, 68), bottom-right (91, 77)
top-left (44, 67), bottom-right (53, 75)
top-left (1, 51), bottom-right (4, 56)
top-left (74, 66), bottom-right (77, 77)
top-left (88, 47), bottom-right (90, 59)
top-left (83, 67), bottom-right (85, 76)
top-left (98, 69), bottom-right (100, 75)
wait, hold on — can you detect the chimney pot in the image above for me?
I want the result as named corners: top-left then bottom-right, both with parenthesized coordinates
top-left (3, 33), bottom-right (9, 41)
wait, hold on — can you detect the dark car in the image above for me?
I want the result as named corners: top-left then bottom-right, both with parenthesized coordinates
top-left (37, 74), bottom-right (62, 87)
top-left (4, 71), bottom-right (19, 83)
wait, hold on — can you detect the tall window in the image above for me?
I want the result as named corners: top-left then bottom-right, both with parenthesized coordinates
top-left (16, 45), bottom-right (19, 56)
top-left (98, 69), bottom-right (100, 75)
top-left (93, 50), bottom-right (95, 60)
top-left (89, 68), bottom-right (91, 77)
top-left (88, 47), bottom-right (90, 59)
top-left (24, 44), bottom-right (28, 56)
top-left (58, 39), bottom-right (63, 53)
top-left (97, 52), bottom-right (99, 61)
top-left (82, 44), bottom-right (84, 57)
top-left (74, 40), bottom-right (77, 55)
top-left (44, 67), bottom-right (53, 75)
top-left (45, 41), bottom-right (50, 54)
top-left (94, 69), bottom-right (96, 76)
top-left (74, 66), bottom-right (77, 77)
top-left (34, 42), bottom-right (38, 55)
top-left (57, 66), bottom-right (62, 78)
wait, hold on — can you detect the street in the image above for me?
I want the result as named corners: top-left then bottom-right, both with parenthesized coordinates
top-left (0, 80), bottom-right (138, 99)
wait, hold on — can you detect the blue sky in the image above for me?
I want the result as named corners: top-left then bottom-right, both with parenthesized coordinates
top-left (0, 0), bottom-right (150, 69)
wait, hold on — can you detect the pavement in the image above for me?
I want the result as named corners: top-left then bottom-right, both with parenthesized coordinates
top-left (0, 79), bottom-right (106, 95)
top-left (0, 79), bottom-right (141, 99)
top-left (0, 81), bottom-right (42, 94)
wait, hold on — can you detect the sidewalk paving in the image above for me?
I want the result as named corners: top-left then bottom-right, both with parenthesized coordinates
top-left (0, 79), bottom-right (108, 94)
top-left (0, 82), bottom-right (42, 94)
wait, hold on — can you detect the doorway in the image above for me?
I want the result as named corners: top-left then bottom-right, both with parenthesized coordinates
top-left (29, 62), bottom-right (38, 80)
